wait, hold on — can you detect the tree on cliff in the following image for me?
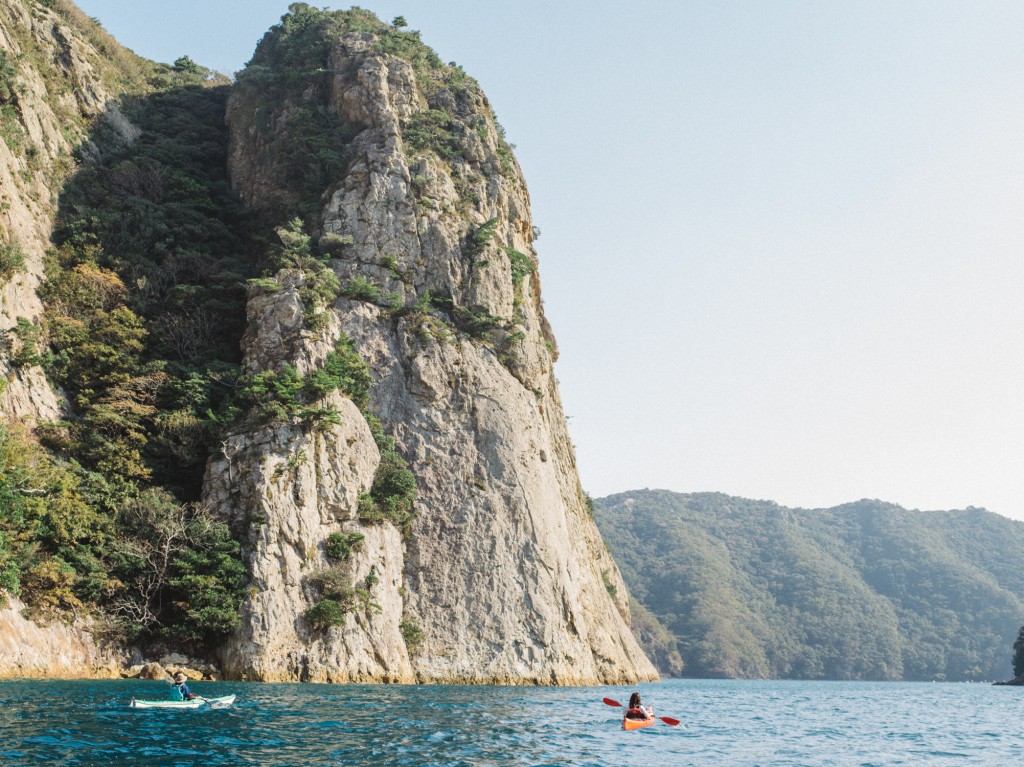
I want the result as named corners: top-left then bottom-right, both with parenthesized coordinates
top-left (1012, 625), bottom-right (1024, 677)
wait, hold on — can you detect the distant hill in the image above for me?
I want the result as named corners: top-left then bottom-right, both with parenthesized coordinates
top-left (594, 490), bottom-right (1024, 681)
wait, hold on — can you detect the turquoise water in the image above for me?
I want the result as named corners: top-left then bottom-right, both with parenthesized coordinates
top-left (1, 678), bottom-right (1023, 766)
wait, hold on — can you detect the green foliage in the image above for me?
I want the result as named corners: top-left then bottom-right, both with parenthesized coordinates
top-left (1013, 625), bottom-right (1024, 678)
top-left (5, 69), bottom-right (252, 647)
top-left (0, 50), bottom-right (18, 104)
top-left (630, 598), bottom-right (685, 677)
top-left (237, 364), bottom-right (304, 424)
top-left (0, 242), bottom-right (24, 280)
top-left (0, 426), bottom-right (180, 628)
top-left (236, 7), bottom-right (369, 221)
top-left (305, 556), bottom-right (379, 628)
top-left (465, 217), bottom-right (499, 260)
top-left (247, 277), bottom-right (282, 294)
top-left (354, 417), bottom-right (417, 536)
top-left (505, 247), bottom-right (534, 285)
top-left (374, 26), bottom-right (444, 90)
top-left (403, 109), bottom-right (460, 160)
top-left (8, 318), bottom-right (43, 367)
top-left (595, 490), bottom-right (1024, 682)
top-left (400, 617), bottom-right (425, 651)
top-left (303, 335), bottom-right (371, 409)
top-left (342, 275), bottom-right (380, 303)
top-left (493, 119), bottom-right (516, 176)
top-left (102, 489), bottom-right (246, 647)
top-left (305, 598), bottom-right (348, 630)
top-left (45, 81), bottom-right (258, 495)
top-left (264, 219), bottom-right (342, 327)
top-left (0, 104), bottom-right (25, 150)
top-left (324, 530), bottom-right (364, 561)
top-left (163, 515), bottom-right (246, 646)
top-left (357, 492), bottom-right (383, 524)
top-left (172, 56), bottom-right (202, 75)
top-left (391, 16), bottom-right (408, 29)
top-left (319, 232), bottom-right (353, 256)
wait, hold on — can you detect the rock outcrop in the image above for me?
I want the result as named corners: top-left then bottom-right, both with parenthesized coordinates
top-left (211, 12), bottom-right (657, 684)
top-left (0, 595), bottom-right (126, 678)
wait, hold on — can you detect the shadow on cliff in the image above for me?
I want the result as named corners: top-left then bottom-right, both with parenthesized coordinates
top-left (46, 83), bottom-right (266, 502)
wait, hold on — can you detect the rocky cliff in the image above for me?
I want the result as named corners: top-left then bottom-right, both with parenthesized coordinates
top-left (0, 0), bottom-right (140, 424)
top-left (209, 7), bottom-right (655, 684)
top-left (0, 2), bottom-right (656, 685)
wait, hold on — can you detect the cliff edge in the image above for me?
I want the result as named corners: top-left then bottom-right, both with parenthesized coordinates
top-left (209, 7), bottom-right (655, 684)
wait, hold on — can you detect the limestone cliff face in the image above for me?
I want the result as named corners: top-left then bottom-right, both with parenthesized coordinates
top-left (213, 17), bottom-right (657, 684)
top-left (0, 0), bottom-right (145, 674)
top-left (0, 595), bottom-right (123, 678)
top-left (0, 0), bottom-right (139, 423)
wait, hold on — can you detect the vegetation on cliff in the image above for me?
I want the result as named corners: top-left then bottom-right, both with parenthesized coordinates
top-left (2, 51), bottom-right (251, 650)
top-left (1, 4), bottom-right (417, 652)
top-left (595, 490), bottom-right (1024, 681)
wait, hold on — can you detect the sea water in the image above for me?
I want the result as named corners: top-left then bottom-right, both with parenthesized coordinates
top-left (1, 678), bottom-right (1022, 766)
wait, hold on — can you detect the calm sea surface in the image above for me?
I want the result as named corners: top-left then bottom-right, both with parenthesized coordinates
top-left (1, 678), bottom-right (1022, 766)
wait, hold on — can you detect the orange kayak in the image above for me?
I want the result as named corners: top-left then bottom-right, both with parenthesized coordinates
top-left (622, 715), bottom-right (656, 730)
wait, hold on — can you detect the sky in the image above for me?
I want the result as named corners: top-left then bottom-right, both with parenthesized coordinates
top-left (73, 1), bottom-right (1024, 519)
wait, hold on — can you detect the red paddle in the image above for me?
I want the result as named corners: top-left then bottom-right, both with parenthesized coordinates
top-left (602, 697), bottom-right (681, 726)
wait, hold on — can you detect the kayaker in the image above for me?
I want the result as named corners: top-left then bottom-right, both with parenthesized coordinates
top-left (624, 692), bottom-right (653, 721)
top-left (171, 672), bottom-right (196, 701)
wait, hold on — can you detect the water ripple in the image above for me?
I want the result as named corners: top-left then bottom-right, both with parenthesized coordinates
top-left (3, 679), bottom-right (1024, 765)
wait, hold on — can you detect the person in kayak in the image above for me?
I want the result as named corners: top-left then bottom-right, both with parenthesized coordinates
top-left (624, 692), bottom-right (653, 720)
top-left (171, 672), bottom-right (197, 701)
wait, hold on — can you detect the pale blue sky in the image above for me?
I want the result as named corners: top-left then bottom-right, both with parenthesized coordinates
top-left (75, 1), bottom-right (1024, 518)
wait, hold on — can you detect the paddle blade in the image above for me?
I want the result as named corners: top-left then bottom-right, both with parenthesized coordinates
top-left (659, 716), bottom-right (681, 727)
top-left (602, 697), bottom-right (622, 707)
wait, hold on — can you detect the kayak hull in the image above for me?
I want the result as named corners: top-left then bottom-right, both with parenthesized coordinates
top-left (130, 694), bottom-right (236, 709)
top-left (623, 715), bottom-right (656, 730)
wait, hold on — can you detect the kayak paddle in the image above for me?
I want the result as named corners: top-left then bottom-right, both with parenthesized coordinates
top-left (602, 697), bottom-right (681, 726)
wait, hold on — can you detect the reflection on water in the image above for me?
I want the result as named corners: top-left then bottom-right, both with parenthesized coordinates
top-left (1, 678), bottom-right (1023, 766)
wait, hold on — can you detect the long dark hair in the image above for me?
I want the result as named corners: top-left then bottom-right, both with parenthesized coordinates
top-left (629, 692), bottom-right (641, 709)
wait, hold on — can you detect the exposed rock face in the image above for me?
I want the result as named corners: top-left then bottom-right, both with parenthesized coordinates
top-left (215, 19), bottom-right (657, 684)
top-left (0, 595), bottom-right (126, 678)
top-left (0, 0), bottom-right (138, 424)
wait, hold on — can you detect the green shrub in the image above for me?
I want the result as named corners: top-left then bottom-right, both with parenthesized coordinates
top-left (247, 277), bottom-right (281, 293)
top-left (357, 492), bottom-right (383, 523)
top-left (319, 232), bottom-right (354, 256)
top-left (0, 49), bottom-right (17, 104)
top-left (303, 334), bottom-right (371, 408)
top-left (403, 109), bottom-right (460, 159)
top-left (465, 217), bottom-right (499, 259)
top-left (8, 318), bottom-right (42, 367)
top-left (324, 530), bottom-right (364, 561)
top-left (400, 617), bottom-right (425, 651)
top-left (364, 417), bottom-right (417, 536)
top-left (305, 598), bottom-right (348, 630)
top-left (0, 242), bottom-right (22, 279)
top-left (342, 275), bottom-right (380, 302)
top-left (505, 247), bottom-right (534, 285)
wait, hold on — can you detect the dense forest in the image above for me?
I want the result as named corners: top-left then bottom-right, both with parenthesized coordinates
top-left (595, 490), bottom-right (1024, 681)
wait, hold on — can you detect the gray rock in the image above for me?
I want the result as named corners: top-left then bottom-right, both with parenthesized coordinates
top-left (216, 29), bottom-right (656, 685)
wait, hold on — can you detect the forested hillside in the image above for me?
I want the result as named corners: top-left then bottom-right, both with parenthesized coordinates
top-left (595, 490), bottom-right (1024, 681)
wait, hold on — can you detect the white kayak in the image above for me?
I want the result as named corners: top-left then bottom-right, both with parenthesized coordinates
top-left (130, 694), bottom-right (236, 709)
